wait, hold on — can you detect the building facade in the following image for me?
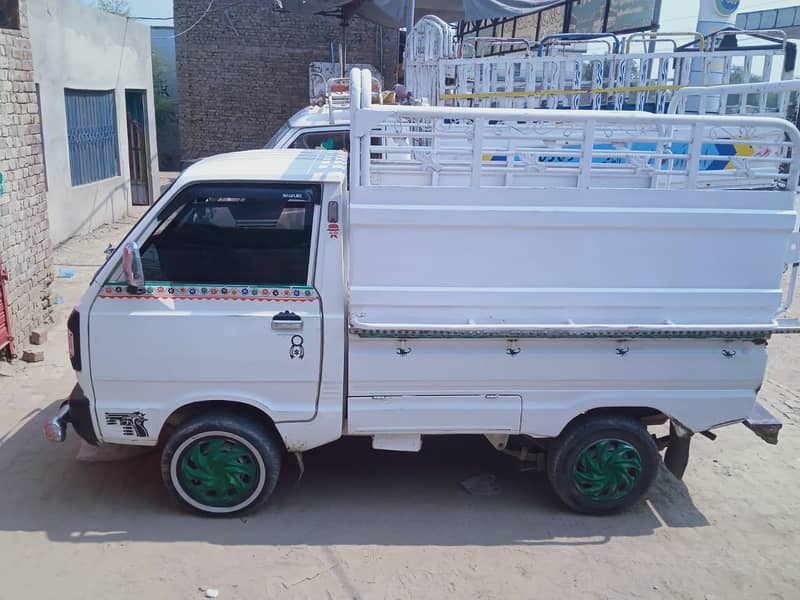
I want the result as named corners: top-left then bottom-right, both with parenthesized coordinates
top-left (736, 5), bottom-right (800, 37)
top-left (174, 1), bottom-right (400, 160)
top-left (0, 0), bottom-right (161, 358)
top-left (0, 0), bottom-right (51, 356)
top-left (29, 0), bottom-right (160, 245)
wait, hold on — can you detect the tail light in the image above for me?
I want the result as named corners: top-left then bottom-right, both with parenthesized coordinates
top-left (67, 309), bottom-right (81, 371)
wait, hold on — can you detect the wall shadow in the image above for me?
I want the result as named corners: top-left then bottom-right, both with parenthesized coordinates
top-left (0, 400), bottom-right (709, 547)
top-left (53, 179), bottom-right (132, 248)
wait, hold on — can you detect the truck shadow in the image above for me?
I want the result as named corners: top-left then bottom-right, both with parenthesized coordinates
top-left (0, 401), bottom-right (708, 546)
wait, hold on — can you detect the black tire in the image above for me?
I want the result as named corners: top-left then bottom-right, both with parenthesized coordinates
top-left (546, 415), bottom-right (659, 515)
top-left (161, 412), bottom-right (282, 516)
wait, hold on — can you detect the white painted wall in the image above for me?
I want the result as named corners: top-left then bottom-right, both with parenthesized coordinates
top-left (28, 0), bottom-right (159, 246)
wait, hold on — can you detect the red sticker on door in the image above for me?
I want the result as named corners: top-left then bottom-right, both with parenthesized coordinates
top-left (327, 224), bottom-right (340, 239)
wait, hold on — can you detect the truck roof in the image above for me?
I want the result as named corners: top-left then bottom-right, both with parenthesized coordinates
top-left (182, 149), bottom-right (348, 184)
top-left (288, 105), bottom-right (350, 128)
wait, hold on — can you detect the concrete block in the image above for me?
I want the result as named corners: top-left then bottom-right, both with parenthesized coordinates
top-left (21, 349), bottom-right (44, 363)
top-left (29, 329), bottom-right (46, 345)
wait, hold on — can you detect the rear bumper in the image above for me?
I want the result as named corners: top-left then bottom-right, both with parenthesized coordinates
top-left (43, 403), bottom-right (70, 442)
top-left (744, 400), bottom-right (782, 445)
top-left (43, 384), bottom-right (99, 445)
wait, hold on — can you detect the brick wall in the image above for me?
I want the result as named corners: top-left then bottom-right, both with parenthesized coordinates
top-left (175, 1), bottom-right (399, 160)
top-left (0, 0), bottom-right (52, 353)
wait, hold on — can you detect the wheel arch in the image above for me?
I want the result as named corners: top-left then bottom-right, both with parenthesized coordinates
top-left (160, 400), bottom-right (286, 451)
top-left (556, 406), bottom-right (667, 438)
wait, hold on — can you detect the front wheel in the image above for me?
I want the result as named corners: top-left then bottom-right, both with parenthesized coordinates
top-left (546, 415), bottom-right (659, 515)
top-left (161, 412), bottom-right (282, 516)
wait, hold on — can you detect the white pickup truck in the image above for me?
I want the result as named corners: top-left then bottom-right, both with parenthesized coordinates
top-left (46, 69), bottom-right (799, 516)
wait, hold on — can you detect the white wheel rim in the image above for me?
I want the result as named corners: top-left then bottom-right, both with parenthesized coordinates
top-left (170, 430), bottom-right (267, 514)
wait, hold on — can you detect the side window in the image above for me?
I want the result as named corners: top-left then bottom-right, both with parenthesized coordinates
top-left (288, 129), bottom-right (381, 161)
top-left (265, 122), bottom-right (292, 148)
top-left (140, 184), bottom-right (318, 286)
top-left (289, 130), bottom-right (349, 151)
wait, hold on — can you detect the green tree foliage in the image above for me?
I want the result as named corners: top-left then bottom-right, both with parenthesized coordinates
top-left (96, 0), bottom-right (130, 16)
top-left (152, 51), bottom-right (177, 128)
top-left (726, 65), bottom-right (780, 112)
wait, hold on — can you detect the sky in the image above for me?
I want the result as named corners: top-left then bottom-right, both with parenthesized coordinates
top-left (93, 0), bottom-right (800, 32)
top-left (85, 0), bottom-right (173, 23)
top-left (126, 0), bottom-right (172, 20)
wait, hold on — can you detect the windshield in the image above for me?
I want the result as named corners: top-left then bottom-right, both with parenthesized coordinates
top-left (265, 122), bottom-right (293, 149)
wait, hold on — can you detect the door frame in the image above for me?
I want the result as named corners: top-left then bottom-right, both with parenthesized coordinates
top-left (125, 89), bottom-right (153, 206)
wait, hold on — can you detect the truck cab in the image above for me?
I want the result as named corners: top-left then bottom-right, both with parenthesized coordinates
top-left (53, 149), bottom-right (348, 514)
top-left (265, 105), bottom-right (350, 152)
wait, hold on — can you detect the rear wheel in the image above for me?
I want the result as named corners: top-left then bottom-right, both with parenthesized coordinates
top-left (546, 415), bottom-right (659, 515)
top-left (161, 412), bottom-right (282, 516)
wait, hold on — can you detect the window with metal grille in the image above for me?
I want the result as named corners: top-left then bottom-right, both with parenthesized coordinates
top-left (65, 90), bottom-right (120, 186)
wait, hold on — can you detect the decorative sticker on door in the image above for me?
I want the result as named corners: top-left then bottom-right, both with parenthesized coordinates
top-left (290, 335), bottom-right (305, 360)
top-left (105, 411), bottom-right (149, 437)
top-left (99, 282), bottom-right (318, 302)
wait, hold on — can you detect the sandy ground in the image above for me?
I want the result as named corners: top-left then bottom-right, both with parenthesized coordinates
top-left (1, 217), bottom-right (800, 600)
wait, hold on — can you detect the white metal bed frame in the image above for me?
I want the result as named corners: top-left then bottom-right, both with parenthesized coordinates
top-left (346, 67), bottom-right (800, 339)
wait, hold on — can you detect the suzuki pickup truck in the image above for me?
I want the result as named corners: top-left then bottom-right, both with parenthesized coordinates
top-left (45, 69), bottom-right (798, 516)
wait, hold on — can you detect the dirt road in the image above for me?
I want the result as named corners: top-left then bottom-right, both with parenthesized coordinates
top-left (1, 219), bottom-right (799, 600)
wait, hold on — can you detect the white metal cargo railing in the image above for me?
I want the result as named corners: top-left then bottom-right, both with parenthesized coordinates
top-left (405, 22), bottom-right (794, 115)
top-left (347, 68), bottom-right (800, 339)
top-left (668, 80), bottom-right (800, 117)
top-left (431, 46), bottom-right (790, 111)
top-left (349, 68), bottom-right (800, 193)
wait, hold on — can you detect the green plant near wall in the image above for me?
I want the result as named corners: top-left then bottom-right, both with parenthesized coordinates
top-left (152, 51), bottom-right (177, 129)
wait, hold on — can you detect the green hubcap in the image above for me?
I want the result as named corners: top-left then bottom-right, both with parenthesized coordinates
top-left (178, 436), bottom-right (260, 508)
top-left (573, 439), bottom-right (643, 501)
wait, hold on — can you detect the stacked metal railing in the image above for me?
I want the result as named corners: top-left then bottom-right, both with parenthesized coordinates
top-left (404, 17), bottom-right (798, 119)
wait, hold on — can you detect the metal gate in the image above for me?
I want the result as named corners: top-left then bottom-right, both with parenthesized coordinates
top-left (125, 90), bottom-right (151, 206)
top-left (0, 254), bottom-right (15, 358)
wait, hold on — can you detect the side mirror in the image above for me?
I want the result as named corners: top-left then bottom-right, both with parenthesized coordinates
top-left (122, 241), bottom-right (145, 291)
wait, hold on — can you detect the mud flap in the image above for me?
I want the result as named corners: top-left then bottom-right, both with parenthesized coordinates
top-left (664, 422), bottom-right (691, 480)
top-left (743, 401), bottom-right (782, 445)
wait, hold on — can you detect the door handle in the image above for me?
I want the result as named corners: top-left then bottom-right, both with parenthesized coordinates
top-left (272, 311), bottom-right (303, 331)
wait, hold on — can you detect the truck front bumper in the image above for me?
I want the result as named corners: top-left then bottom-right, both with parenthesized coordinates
top-left (43, 384), bottom-right (99, 445)
top-left (744, 400), bottom-right (782, 445)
